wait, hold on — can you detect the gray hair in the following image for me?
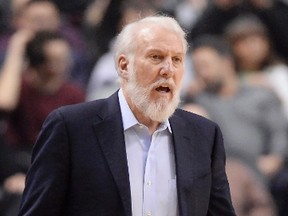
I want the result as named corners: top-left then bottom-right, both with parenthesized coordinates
top-left (113, 15), bottom-right (188, 73)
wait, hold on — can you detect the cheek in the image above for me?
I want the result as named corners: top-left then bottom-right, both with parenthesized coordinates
top-left (136, 65), bottom-right (159, 86)
top-left (175, 71), bottom-right (184, 86)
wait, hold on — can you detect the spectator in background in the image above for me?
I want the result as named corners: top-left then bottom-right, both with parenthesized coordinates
top-left (0, 30), bottom-right (28, 215)
top-left (185, 35), bottom-right (288, 180)
top-left (225, 14), bottom-right (288, 119)
top-left (2, 31), bottom-right (84, 154)
top-left (0, 31), bottom-right (84, 214)
top-left (83, 0), bottom-right (123, 73)
top-left (0, 0), bottom-right (89, 87)
top-left (189, 0), bottom-right (288, 63)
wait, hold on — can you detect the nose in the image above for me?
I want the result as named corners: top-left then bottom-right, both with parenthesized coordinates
top-left (160, 59), bottom-right (174, 78)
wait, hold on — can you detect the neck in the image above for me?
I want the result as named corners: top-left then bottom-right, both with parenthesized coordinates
top-left (25, 69), bottom-right (64, 94)
top-left (219, 75), bottom-right (239, 98)
top-left (238, 60), bottom-right (261, 72)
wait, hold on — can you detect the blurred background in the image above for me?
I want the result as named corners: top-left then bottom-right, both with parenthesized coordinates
top-left (0, 0), bottom-right (288, 215)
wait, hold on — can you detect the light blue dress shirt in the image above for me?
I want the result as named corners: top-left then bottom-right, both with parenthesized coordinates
top-left (118, 89), bottom-right (178, 216)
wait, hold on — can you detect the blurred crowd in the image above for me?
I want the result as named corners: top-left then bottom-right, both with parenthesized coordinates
top-left (0, 0), bottom-right (288, 215)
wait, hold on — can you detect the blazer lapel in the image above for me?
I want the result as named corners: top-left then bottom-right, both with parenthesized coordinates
top-left (170, 113), bottom-right (197, 216)
top-left (93, 93), bottom-right (132, 216)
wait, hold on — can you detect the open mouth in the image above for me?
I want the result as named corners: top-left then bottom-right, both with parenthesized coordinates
top-left (155, 85), bottom-right (171, 93)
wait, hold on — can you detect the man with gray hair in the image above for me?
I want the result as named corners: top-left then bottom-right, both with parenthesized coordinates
top-left (18, 15), bottom-right (235, 216)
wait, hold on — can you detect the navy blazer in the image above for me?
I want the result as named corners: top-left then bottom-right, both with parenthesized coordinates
top-left (19, 92), bottom-right (235, 216)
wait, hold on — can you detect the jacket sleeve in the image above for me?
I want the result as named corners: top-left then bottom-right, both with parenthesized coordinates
top-left (18, 109), bottom-right (70, 216)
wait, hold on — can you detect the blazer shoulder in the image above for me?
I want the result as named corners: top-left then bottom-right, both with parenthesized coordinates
top-left (175, 108), bottom-right (216, 126)
top-left (173, 108), bottom-right (220, 132)
top-left (58, 100), bottom-right (105, 116)
top-left (50, 94), bottom-right (120, 124)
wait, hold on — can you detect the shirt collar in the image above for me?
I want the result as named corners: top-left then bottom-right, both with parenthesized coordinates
top-left (118, 89), bottom-right (172, 133)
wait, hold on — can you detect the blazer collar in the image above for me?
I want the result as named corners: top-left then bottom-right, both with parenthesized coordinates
top-left (92, 92), bottom-right (132, 216)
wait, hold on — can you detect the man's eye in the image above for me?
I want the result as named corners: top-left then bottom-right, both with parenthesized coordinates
top-left (172, 57), bottom-right (182, 63)
top-left (150, 55), bottom-right (162, 61)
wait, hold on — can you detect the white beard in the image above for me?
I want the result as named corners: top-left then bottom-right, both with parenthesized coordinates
top-left (125, 68), bottom-right (181, 122)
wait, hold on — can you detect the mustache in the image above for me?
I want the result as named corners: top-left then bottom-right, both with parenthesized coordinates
top-left (150, 78), bottom-right (176, 91)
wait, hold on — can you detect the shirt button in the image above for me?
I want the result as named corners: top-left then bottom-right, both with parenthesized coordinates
top-left (146, 211), bottom-right (152, 216)
top-left (147, 181), bottom-right (152, 186)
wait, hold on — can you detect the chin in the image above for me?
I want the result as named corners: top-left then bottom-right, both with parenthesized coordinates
top-left (151, 93), bottom-right (172, 102)
top-left (144, 95), bottom-right (180, 122)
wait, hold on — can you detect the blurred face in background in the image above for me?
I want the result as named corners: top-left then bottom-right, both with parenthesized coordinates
top-left (192, 47), bottom-right (229, 92)
top-left (231, 33), bottom-right (270, 70)
top-left (41, 39), bottom-right (71, 79)
top-left (16, 1), bottom-right (60, 32)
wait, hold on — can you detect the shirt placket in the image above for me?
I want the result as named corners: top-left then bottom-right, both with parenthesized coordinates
top-left (143, 132), bottom-right (157, 216)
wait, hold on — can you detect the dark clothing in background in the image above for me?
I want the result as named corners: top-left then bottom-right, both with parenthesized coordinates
top-left (6, 78), bottom-right (85, 150)
top-left (0, 122), bottom-right (24, 216)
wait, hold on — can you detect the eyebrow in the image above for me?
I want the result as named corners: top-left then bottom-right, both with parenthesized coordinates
top-left (146, 48), bottom-right (184, 56)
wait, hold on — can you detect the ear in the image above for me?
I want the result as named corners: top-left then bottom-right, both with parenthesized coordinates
top-left (117, 54), bottom-right (129, 80)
